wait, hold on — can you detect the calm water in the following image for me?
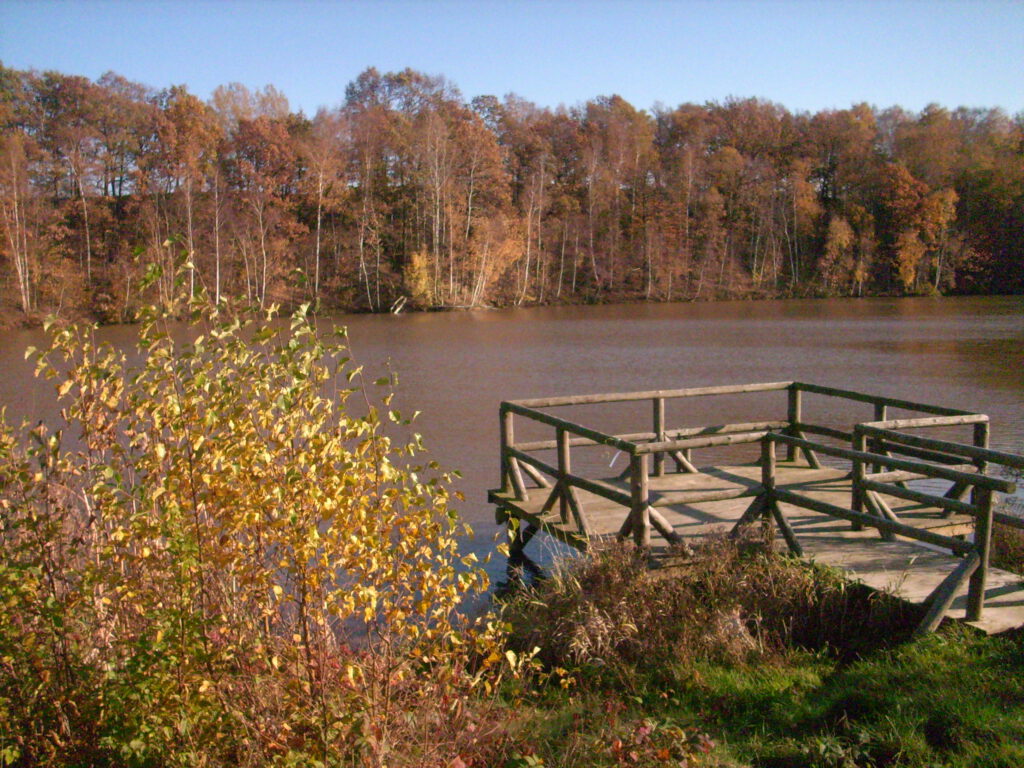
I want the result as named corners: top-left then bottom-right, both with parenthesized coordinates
top-left (2, 296), bottom-right (1023, 579)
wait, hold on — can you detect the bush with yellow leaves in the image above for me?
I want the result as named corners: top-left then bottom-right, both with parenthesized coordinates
top-left (0, 303), bottom-right (506, 767)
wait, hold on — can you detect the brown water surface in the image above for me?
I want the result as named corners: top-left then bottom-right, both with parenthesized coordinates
top-left (3, 296), bottom-right (1022, 577)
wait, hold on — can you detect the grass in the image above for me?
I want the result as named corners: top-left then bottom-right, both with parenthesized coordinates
top-left (492, 535), bottom-right (1024, 767)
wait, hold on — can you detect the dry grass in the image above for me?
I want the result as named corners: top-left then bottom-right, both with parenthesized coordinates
top-left (502, 534), bottom-right (921, 678)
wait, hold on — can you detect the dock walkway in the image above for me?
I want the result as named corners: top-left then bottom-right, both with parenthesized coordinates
top-left (489, 382), bottom-right (1024, 635)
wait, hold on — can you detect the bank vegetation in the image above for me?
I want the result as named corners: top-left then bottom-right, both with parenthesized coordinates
top-left (2, 65), bottom-right (1023, 328)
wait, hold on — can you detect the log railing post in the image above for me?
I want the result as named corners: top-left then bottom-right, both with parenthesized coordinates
top-left (500, 406), bottom-right (512, 493)
top-left (653, 397), bottom-right (666, 477)
top-left (971, 421), bottom-right (990, 505)
top-left (851, 428), bottom-right (866, 530)
top-left (761, 436), bottom-right (776, 506)
top-left (501, 407), bottom-right (528, 500)
top-left (967, 487), bottom-right (993, 622)
top-left (557, 427), bottom-right (570, 523)
top-left (630, 453), bottom-right (650, 547)
top-left (872, 403), bottom-right (887, 474)
top-left (786, 385), bottom-right (801, 462)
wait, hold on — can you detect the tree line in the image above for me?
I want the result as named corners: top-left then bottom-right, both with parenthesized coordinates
top-left (1, 64), bottom-right (1022, 323)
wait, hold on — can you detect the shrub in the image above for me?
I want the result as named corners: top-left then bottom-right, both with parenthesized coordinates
top-left (0, 303), bottom-right (502, 767)
top-left (502, 535), bottom-right (920, 679)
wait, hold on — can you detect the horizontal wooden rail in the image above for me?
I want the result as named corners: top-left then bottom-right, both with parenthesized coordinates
top-left (638, 431), bottom-right (768, 455)
top-left (769, 434), bottom-right (1016, 493)
top-left (867, 466), bottom-right (976, 484)
top-left (792, 382), bottom-right (976, 417)
top-left (858, 425), bottom-right (1024, 470)
top-left (862, 414), bottom-right (989, 430)
top-left (502, 401), bottom-right (636, 453)
top-left (510, 381), bottom-right (793, 409)
top-left (650, 486), bottom-right (758, 506)
top-left (505, 447), bottom-right (631, 506)
top-left (514, 420), bottom-right (789, 453)
top-left (774, 488), bottom-right (975, 555)
top-left (872, 440), bottom-right (974, 467)
top-left (796, 422), bottom-right (854, 442)
top-left (860, 478), bottom-right (976, 517)
top-left (995, 513), bottom-right (1024, 531)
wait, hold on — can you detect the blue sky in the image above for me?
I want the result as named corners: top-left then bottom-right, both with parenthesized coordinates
top-left (2, 0), bottom-right (1021, 115)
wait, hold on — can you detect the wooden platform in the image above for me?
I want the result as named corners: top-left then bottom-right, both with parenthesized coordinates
top-left (490, 460), bottom-right (1024, 635)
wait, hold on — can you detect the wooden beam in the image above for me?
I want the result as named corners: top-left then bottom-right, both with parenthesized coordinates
top-left (773, 434), bottom-right (1014, 492)
top-left (770, 499), bottom-right (803, 556)
top-left (639, 431), bottom-right (767, 455)
top-left (773, 488), bottom-right (974, 555)
top-left (565, 485), bottom-right (592, 542)
top-left (520, 461), bottom-right (552, 488)
top-left (915, 552), bottom-right (981, 636)
top-left (511, 381), bottom-right (793, 409)
top-left (858, 423), bottom-right (1023, 471)
top-left (729, 493), bottom-right (769, 538)
top-left (630, 454), bottom-right (650, 548)
top-left (793, 382), bottom-right (975, 417)
top-left (653, 397), bottom-right (666, 477)
top-left (861, 478), bottom-right (976, 517)
top-left (786, 385), bottom-right (801, 462)
top-left (967, 488), bottom-right (994, 622)
top-left (670, 449), bottom-right (699, 474)
top-left (502, 401), bottom-right (636, 453)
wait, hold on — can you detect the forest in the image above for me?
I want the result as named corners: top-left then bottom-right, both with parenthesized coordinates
top-left (1, 63), bottom-right (1022, 325)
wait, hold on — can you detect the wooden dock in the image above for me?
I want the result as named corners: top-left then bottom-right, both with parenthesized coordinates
top-left (489, 382), bottom-right (1024, 636)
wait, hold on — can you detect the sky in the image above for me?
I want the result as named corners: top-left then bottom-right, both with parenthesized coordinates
top-left (2, 0), bottom-right (1022, 116)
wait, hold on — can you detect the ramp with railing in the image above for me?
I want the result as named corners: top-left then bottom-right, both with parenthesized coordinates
top-left (488, 382), bottom-right (1024, 635)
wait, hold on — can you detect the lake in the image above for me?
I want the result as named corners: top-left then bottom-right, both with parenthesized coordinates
top-left (2, 295), bottom-right (1022, 581)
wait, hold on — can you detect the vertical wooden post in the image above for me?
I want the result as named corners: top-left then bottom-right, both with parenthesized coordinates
top-left (630, 453), bottom-right (650, 548)
top-left (972, 421), bottom-right (989, 506)
top-left (500, 406), bottom-right (512, 494)
top-left (557, 427), bottom-right (570, 523)
top-left (851, 429), bottom-right (866, 531)
top-left (872, 403), bottom-right (887, 474)
top-left (967, 487), bottom-right (993, 622)
top-left (653, 397), bottom-right (666, 477)
top-left (786, 386), bottom-right (801, 462)
top-left (761, 436), bottom-right (776, 503)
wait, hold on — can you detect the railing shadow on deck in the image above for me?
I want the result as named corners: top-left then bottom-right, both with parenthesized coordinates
top-left (491, 381), bottom-right (1024, 634)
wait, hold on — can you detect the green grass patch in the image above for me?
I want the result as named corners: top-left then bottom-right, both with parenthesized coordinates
top-left (498, 538), bottom-right (1024, 767)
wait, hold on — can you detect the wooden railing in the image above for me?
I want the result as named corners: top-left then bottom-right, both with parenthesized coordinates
top-left (497, 381), bottom-right (1023, 628)
top-left (758, 432), bottom-right (1018, 630)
